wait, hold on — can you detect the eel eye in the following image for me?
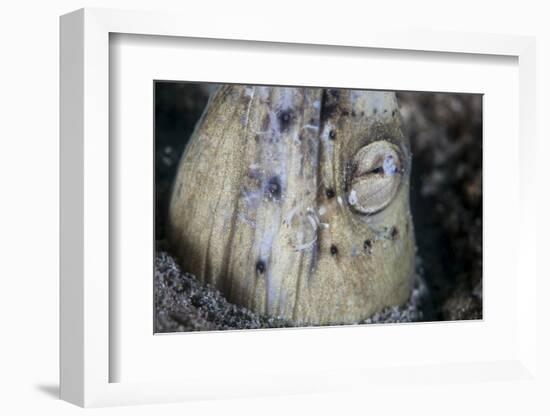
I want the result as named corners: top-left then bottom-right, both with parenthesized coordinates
top-left (347, 140), bottom-right (403, 215)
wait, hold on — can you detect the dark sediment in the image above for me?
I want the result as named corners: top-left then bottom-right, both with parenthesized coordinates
top-left (399, 92), bottom-right (482, 321)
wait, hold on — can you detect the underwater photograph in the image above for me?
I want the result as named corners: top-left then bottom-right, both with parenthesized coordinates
top-left (154, 83), bottom-right (482, 332)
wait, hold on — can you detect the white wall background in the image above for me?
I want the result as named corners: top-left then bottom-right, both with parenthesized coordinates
top-left (1, 0), bottom-right (548, 414)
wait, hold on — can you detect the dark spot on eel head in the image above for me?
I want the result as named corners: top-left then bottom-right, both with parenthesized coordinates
top-left (325, 188), bottom-right (335, 199)
top-left (278, 109), bottom-right (293, 132)
top-left (266, 176), bottom-right (282, 200)
top-left (256, 260), bottom-right (266, 274)
top-left (390, 226), bottom-right (399, 240)
top-left (364, 239), bottom-right (372, 252)
top-left (329, 130), bottom-right (336, 140)
top-left (392, 109), bottom-right (397, 117)
top-left (373, 108), bottom-right (378, 115)
top-left (352, 110), bottom-right (357, 117)
top-left (330, 244), bottom-right (338, 256)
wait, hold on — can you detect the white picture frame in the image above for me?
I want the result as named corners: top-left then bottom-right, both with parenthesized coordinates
top-left (60, 7), bottom-right (537, 408)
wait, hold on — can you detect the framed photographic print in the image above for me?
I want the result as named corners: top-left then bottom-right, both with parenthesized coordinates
top-left (60, 7), bottom-right (537, 408)
top-left (153, 81), bottom-right (482, 331)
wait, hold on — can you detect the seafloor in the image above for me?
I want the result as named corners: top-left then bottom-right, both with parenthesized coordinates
top-left (154, 84), bottom-right (482, 332)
